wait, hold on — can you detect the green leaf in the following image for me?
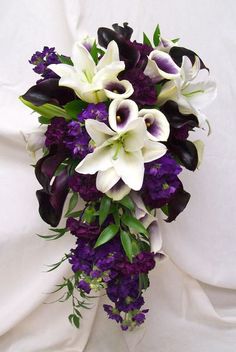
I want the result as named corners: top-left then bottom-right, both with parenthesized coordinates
top-left (171, 38), bottom-right (180, 44)
top-left (153, 24), bottom-right (161, 47)
top-left (143, 32), bottom-right (152, 46)
top-left (65, 192), bottom-right (78, 216)
top-left (58, 54), bottom-right (73, 66)
top-left (83, 206), bottom-right (96, 223)
top-left (161, 204), bottom-right (169, 216)
top-left (73, 315), bottom-right (80, 328)
top-left (121, 213), bottom-right (148, 237)
top-left (99, 196), bottom-right (111, 226)
top-left (67, 280), bottom-right (74, 295)
top-left (111, 205), bottom-right (120, 227)
top-left (90, 41), bottom-right (99, 64)
top-left (38, 115), bottom-right (51, 124)
top-left (19, 96), bottom-right (69, 119)
top-left (131, 240), bottom-right (140, 256)
top-left (68, 314), bottom-right (75, 324)
top-left (64, 99), bottom-right (87, 120)
top-left (94, 224), bottom-right (119, 248)
top-left (46, 255), bottom-right (68, 272)
top-left (54, 163), bottom-right (68, 177)
top-left (155, 83), bottom-right (163, 97)
top-left (119, 195), bottom-right (135, 211)
top-left (139, 273), bottom-right (150, 292)
top-left (65, 210), bottom-right (82, 218)
top-left (120, 230), bottom-right (133, 262)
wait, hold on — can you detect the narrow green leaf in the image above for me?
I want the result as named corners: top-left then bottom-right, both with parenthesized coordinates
top-left (153, 24), bottom-right (161, 47)
top-left (119, 195), bottom-right (135, 211)
top-left (90, 41), bottom-right (99, 64)
top-left (121, 214), bottom-right (148, 237)
top-left (67, 280), bottom-right (74, 295)
top-left (139, 273), bottom-right (150, 292)
top-left (73, 315), bottom-right (80, 328)
top-left (38, 115), bottom-right (51, 124)
top-left (19, 97), bottom-right (69, 119)
top-left (155, 83), bottom-right (163, 97)
top-left (171, 38), bottom-right (180, 44)
top-left (94, 224), bottom-right (119, 248)
top-left (58, 54), bottom-right (73, 66)
top-left (68, 314), bottom-right (75, 324)
top-left (64, 99), bottom-right (87, 120)
top-left (120, 230), bottom-right (133, 262)
top-left (99, 196), bottom-right (111, 226)
top-left (161, 204), bottom-right (169, 216)
top-left (143, 32), bottom-right (152, 46)
top-left (65, 210), bottom-right (82, 218)
top-left (131, 240), bottom-right (140, 256)
top-left (65, 192), bottom-right (78, 216)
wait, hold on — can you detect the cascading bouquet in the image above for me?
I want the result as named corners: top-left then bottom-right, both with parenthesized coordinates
top-left (20, 23), bottom-right (216, 331)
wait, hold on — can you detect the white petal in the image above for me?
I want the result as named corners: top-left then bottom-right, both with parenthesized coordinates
top-left (79, 88), bottom-right (107, 103)
top-left (97, 41), bottom-right (120, 70)
top-left (48, 64), bottom-right (81, 91)
top-left (181, 56), bottom-right (200, 82)
top-left (108, 99), bottom-right (139, 132)
top-left (71, 42), bottom-right (96, 78)
top-left (157, 80), bottom-right (177, 105)
top-left (106, 181), bottom-right (131, 201)
top-left (182, 80), bottom-right (217, 109)
top-left (145, 50), bottom-right (180, 81)
top-left (142, 140), bottom-right (167, 162)
top-left (94, 61), bottom-right (125, 83)
top-left (104, 79), bottom-right (134, 100)
top-left (113, 149), bottom-right (144, 190)
top-left (123, 119), bottom-right (147, 152)
top-left (139, 109), bottom-right (170, 142)
top-left (85, 119), bottom-right (115, 146)
top-left (96, 168), bottom-right (120, 193)
top-left (75, 145), bottom-right (113, 174)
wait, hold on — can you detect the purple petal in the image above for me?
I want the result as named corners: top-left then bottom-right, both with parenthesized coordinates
top-left (152, 54), bottom-right (179, 74)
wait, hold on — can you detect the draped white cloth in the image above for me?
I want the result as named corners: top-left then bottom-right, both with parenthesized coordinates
top-left (1, 0), bottom-right (236, 350)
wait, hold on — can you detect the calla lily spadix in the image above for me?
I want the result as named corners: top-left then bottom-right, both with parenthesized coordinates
top-left (49, 40), bottom-right (133, 103)
top-left (75, 98), bottom-right (169, 199)
top-left (158, 56), bottom-right (217, 125)
top-left (144, 49), bottom-right (181, 83)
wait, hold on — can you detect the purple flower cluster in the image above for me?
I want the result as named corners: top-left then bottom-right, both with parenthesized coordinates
top-left (29, 46), bottom-right (60, 81)
top-left (78, 103), bottom-right (108, 123)
top-left (142, 154), bottom-right (182, 209)
top-left (69, 236), bottom-right (155, 330)
top-left (45, 117), bottom-right (67, 148)
top-left (68, 173), bottom-right (101, 202)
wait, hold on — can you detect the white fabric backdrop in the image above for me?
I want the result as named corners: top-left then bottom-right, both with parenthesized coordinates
top-left (1, 0), bottom-right (236, 351)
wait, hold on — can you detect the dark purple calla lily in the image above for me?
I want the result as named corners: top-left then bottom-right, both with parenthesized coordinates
top-left (160, 101), bottom-right (199, 129)
top-left (165, 183), bottom-right (190, 222)
top-left (112, 22), bottom-right (133, 40)
top-left (169, 47), bottom-right (209, 71)
top-left (22, 78), bottom-right (75, 106)
top-left (167, 138), bottom-right (198, 171)
top-left (35, 145), bottom-right (68, 192)
top-left (36, 169), bottom-right (69, 227)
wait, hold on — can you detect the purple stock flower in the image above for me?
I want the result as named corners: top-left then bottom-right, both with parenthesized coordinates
top-left (142, 154), bottom-right (182, 209)
top-left (78, 103), bottom-right (108, 123)
top-left (119, 68), bottom-right (157, 106)
top-left (68, 173), bottom-right (101, 202)
top-left (66, 218), bottom-right (100, 239)
top-left (45, 117), bottom-right (68, 148)
top-left (103, 304), bottom-right (123, 323)
top-left (29, 46), bottom-right (60, 81)
top-left (64, 121), bottom-right (92, 158)
top-left (77, 280), bottom-right (91, 294)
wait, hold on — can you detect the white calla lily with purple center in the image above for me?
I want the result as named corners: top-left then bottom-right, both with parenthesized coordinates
top-left (139, 108), bottom-right (170, 142)
top-left (49, 40), bottom-right (133, 103)
top-left (158, 56), bottom-right (217, 125)
top-left (144, 49), bottom-right (180, 83)
top-left (75, 99), bottom-right (168, 199)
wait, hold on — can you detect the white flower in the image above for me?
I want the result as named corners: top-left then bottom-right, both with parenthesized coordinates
top-left (75, 99), bottom-right (168, 198)
top-left (144, 49), bottom-right (181, 83)
top-left (158, 56), bottom-right (217, 125)
top-left (49, 40), bottom-right (133, 103)
top-left (21, 125), bottom-right (47, 156)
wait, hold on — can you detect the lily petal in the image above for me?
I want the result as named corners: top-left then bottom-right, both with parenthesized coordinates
top-left (97, 40), bottom-right (120, 70)
top-left (108, 98), bottom-right (139, 132)
top-left (182, 80), bottom-right (217, 109)
top-left (113, 149), bottom-right (144, 190)
top-left (139, 108), bottom-right (170, 142)
top-left (96, 168), bottom-right (120, 193)
top-left (106, 179), bottom-right (131, 201)
top-left (123, 118), bottom-right (147, 152)
top-left (142, 140), bottom-right (167, 162)
top-left (71, 42), bottom-right (96, 78)
top-left (75, 144), bottom-right (114, 174)
top-left (85, 119), bottom-right (115, 146)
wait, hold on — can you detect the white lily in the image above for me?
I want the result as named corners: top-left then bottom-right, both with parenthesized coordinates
top-left (158, 56), bottom-right (217, 125)
top-left (49, 40), bottom-right (133, 103)
top-left (75, 99), bottom-right (167, 198)
top-left (144, 49), bottom-right (180, 83)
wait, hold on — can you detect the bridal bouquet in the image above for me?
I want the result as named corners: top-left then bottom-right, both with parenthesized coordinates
top-left (20, 23), bottom-right (216, 330)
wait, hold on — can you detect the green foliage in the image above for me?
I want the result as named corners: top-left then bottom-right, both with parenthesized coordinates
top-left (64, 100), bottom-right (88, 120)
top-left (45, 255), bottom-right (68, 272)
top-left (143, 32), bottom-right (152, 47)
top-left (38, 115), bottom-right (51, 124)
top-left (99, 196), bottom-right (111, 226)
top-left (153, 24), bottom-right (161, 47)
top-left (121, 213), bottom-right (148, 237)
top-left (171, 38), bottom-right (180, 44)
top-left (118, 195), bottom-right (135, 211)
top-left (94, 224), bottom-right (119, 248)
top-left (65, 192), bottom-right (79, 217)
top-left (139, 273), bottom-right (150, 292)
top-left (37, 227), bottom-right (68, 241)
top-left (90, 41), bottom-right (99, 64)
top-left (120, 230), bottom-right (133, 262)
top-left (19, 96), bottom-right (69, 119)
top-left (57, 54), bottom-right (73, 66)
